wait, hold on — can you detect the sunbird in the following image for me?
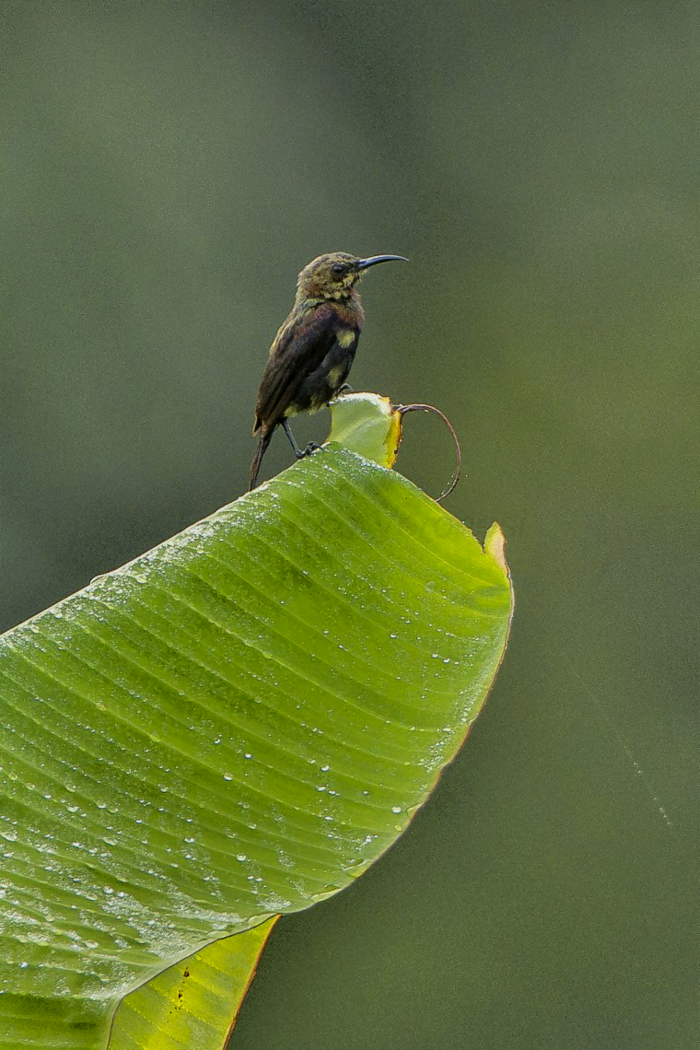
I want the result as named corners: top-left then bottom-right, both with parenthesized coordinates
top-left (249, 251), bottom-right (408, 489)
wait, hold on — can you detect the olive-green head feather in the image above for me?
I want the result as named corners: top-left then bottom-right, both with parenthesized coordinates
top-left (296, 251), bottom-right (408, 301)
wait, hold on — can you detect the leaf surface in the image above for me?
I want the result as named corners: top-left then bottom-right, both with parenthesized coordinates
top-left (107, 918), bottom-right (277, 1049)
top-left (0, 402), bottom-right (512, 1048)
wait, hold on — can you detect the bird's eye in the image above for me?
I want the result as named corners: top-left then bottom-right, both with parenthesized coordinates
top-left (331, 263), bottom-right (345, 275)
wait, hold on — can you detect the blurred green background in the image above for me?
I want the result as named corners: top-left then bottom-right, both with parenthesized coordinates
top-left (1, 2), bottom-right (697, 1047)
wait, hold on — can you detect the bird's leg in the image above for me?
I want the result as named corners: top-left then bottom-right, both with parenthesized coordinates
top-left (283, 420), bottom-right (323, 460)
top-left (282, 420), bottom-right (306, 459)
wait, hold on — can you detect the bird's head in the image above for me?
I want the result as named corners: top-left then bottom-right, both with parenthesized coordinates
top-left (296, 252), bottom-right (408, 301)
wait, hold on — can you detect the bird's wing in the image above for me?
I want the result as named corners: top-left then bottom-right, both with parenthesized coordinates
top-left (253, 302), bottom-right (339, 432)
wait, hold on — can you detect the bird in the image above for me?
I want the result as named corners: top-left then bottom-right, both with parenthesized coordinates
top-left (249, 251), bottom-right (408, 490)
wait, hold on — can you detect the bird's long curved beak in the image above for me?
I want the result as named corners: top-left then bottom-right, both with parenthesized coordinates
top-left (355, 254), bottom-right (409, 270)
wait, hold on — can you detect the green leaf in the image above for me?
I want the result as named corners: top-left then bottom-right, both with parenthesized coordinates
top-left (0, 396), bottom-right (512, 1048)
top-left (107, 918), bottom-right (277, 1049)
top-left (325, 392), bottom-right (402, 467)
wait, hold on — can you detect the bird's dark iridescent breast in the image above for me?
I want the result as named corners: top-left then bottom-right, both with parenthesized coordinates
top-left (292, 325), bottom-right (360, 413)
top-left (253, 296), bottom-right (364, 431)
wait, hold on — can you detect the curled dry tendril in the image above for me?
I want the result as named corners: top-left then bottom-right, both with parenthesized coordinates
top-left (395, 403), bottom-right (462, 503)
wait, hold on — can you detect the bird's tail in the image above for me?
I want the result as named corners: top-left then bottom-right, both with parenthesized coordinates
top-left (249, 430), bottom-right (272, 491)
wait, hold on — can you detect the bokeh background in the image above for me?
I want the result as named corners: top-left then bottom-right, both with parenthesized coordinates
top-left (2, 2), bottom-right (697, 1047)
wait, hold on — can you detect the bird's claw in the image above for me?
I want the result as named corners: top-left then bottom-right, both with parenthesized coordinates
top-left (302, 441), bottom-right (322, 457)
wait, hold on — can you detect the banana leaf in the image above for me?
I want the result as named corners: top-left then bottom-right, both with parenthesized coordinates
top-left (0, 394), bottom-right (512, 1048)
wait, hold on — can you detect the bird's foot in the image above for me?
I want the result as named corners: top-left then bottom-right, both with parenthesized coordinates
top-left (337, 384), bottom-right (354, 396)
top-left (302, 441), bottom-right (323, 457)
